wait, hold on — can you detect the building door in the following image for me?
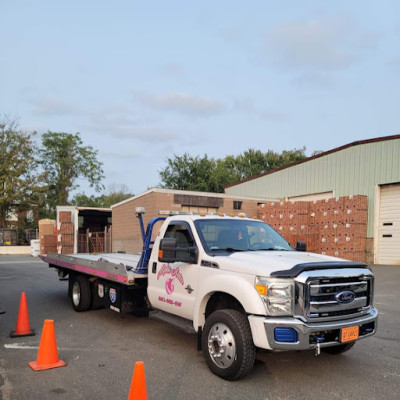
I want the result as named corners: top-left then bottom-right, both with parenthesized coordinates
top-left (377, 184), bottom-right (400, 265)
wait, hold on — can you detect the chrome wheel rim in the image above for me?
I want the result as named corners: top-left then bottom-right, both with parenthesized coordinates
top-left (207, 322), bottom-right (236, 369)
top-left (72, 282), bottom-right (81, 306)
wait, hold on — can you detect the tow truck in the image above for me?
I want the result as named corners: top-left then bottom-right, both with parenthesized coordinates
top-left (40, 208), bottom-right (378, 380)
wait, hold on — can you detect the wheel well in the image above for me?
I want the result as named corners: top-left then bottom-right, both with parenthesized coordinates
top-left (205, 292), bottom-right (245, 319)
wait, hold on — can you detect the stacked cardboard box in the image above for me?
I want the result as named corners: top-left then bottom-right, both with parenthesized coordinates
top-left (39, 219), bottom-right (57, 254)
top-left (259, 195), bottom-right (367, 262)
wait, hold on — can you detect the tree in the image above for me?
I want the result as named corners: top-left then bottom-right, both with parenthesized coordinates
top-left (159, 153), bottom-right (220, 192)
top-left (71, 184), bottom-right (133, 208)
top-left (0, 118), bottom-right (47, 227)
top-left (159, 147), bottom-right (307, 193)
top-left (39, 132), bottom-right (104, 216)
top-left (100, 184), bottom-right (133, 207)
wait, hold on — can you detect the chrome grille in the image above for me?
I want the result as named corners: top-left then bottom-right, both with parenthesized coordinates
top-left (295, 269), bottom-right (374, 322)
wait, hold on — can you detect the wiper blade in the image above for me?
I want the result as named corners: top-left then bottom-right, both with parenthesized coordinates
top-left (211, 247), bottom-right (245, 252)
top-left (251, 247), bottom-right (291, 251)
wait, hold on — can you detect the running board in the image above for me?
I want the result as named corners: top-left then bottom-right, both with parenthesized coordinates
top-left (149, 310), bottom-right (196, 334)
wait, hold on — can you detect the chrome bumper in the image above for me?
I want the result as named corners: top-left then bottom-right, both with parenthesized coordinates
top-left (264, 307), bottom-right (378, 351)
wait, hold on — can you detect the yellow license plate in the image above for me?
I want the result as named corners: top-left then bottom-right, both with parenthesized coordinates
top-left (341, 326), bottom-right (359, 343)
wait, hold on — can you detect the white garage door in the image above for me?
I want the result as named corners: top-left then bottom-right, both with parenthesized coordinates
top-left (377, 184), bottom-right (400, 265)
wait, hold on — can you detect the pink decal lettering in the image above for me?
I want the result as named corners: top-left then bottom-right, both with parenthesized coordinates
top-left (157, 265), bottom-right (185, 295)
top-left (157, 264), bottom-right (171, 280)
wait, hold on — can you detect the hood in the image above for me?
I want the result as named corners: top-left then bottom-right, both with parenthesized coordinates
top-left (212, 251), bottom-right (349, 276)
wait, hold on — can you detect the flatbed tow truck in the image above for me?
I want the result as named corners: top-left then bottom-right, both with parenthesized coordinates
top-left (40, 208), bottom-right (378, 380)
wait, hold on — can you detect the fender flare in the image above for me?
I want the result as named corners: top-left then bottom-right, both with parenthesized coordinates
top-left (193, 273), bottom-right (266, 328)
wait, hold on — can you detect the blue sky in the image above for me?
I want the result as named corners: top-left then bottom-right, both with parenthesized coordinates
top-left (1, 1), bottom-right (399, 197)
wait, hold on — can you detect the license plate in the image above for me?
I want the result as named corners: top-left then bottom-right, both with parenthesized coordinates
top-left (341, 326), bottom-right (359, 343)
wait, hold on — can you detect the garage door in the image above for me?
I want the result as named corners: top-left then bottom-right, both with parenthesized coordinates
top-left (376, 184), bottom-right (400, 265)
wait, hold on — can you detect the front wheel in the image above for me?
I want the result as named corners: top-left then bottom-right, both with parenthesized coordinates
top-left (322, 342), bottom-right (355, 354)
top-left (202, 309), bottom-right (256, 381)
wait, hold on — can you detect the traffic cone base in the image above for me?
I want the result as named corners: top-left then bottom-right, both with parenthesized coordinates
top-left (128, 361), bottom-right (147, 400)
top-left (28, 319), bottom-right (66, 372)
top-left (10, 292), bottom-right (35, 338)
top-left (28, 359), bottom-right (67, 371)
top-left (10, 328), bottom-right (35, 338)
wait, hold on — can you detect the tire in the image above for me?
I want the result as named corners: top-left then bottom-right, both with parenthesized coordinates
top-left (70, 275), bottom-right (92, 312)
top-left (322, 342), bottom-right (355, 354)
top-left (202, 309), bottom-right (256, 381)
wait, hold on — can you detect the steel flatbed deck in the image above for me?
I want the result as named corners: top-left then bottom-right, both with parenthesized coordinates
top-left (40, 253), bottom-right (147, 285)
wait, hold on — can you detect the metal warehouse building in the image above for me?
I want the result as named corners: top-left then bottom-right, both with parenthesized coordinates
top-left (225, 135), bottom-right (400, 265)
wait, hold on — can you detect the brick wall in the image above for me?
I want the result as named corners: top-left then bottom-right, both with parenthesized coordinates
top-left (259, 195), bottom-right (368, 262)
top-left (112, 191), bottom-right (262, 253)
top-left (220, 199), bottom-right (260, 218)
top-left (112, 192), bottom-right (180, 253)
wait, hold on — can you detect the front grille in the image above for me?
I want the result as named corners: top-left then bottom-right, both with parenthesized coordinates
top-left (296, 271), bottom-right (373, 322)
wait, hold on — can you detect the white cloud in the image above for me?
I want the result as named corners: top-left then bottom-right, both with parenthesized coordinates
top-left (27, 95), bottom-right (177, 142)
top-left (135, 92), bottom-right (225, 117)
top-left (88, 118), bottom-right (177, 142)
top-left (31, 97), bottom-right (83, 116)
top-left (265, 17), bottom-right (376, 71)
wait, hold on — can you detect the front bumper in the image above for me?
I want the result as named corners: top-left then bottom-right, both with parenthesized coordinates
top-left (248, 307), bottom-right (378, 351)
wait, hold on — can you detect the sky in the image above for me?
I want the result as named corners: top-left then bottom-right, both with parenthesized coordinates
top-left (1, 1), bottom-right (400, 198)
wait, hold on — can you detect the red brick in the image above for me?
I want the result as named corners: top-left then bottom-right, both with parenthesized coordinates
top-left (59, 211), bottom-right (72, 223)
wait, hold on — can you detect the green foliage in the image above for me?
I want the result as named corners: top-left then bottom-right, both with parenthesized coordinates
top-left (159, 147), bottom-right (307, 192)
top-left (0, 118), bottom-right (47, 227)
top-left (71, 185), bottom-right (133, 208)
top-left (159, 154), bottom-right (220, 192)
top-left (39, 132), bottom-right (105, 216)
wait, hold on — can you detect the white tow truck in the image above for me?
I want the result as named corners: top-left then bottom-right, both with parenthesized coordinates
top-left (40, 208), bottom-right (378, 380)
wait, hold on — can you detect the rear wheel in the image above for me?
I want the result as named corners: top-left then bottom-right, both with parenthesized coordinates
top-left (202, 309), bottom-right (255, 381)
top-left (70, 275), bottom-right (92, 312)
top-left (322, 342), bottom-right (355, 354)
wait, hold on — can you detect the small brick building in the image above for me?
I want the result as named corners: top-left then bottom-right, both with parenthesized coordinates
top-left (111, 188), bottom-right (270, 254)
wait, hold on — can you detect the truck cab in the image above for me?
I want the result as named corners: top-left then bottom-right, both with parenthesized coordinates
top-left (147, 213), bottom-right (377, 380)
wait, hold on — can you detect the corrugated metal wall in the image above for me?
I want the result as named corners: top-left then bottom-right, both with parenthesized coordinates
top-left (225, 138), bottom-right (400, 238)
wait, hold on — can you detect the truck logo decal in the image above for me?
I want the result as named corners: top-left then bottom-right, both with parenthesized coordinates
top-left (109, 288), bottom-right (116, 303)
top-left (166, 278), bottom-right (174, 295)
top-left (185, 285), bottom-right (194, 294)
top-left (335, 290), bottom-right (355, 304)
top-left (157, 264), bottom-right (184, 295)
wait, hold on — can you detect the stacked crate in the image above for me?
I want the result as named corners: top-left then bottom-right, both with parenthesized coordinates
top-left (39, 219), bottom-right (57, 254)
top-left (58, 211), bottom-right (74, 254)
top-left (259, 195), bottom-right (367, 262)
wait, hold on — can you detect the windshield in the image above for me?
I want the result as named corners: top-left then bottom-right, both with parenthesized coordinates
top-left (194, 218), bottom-right (293, 254)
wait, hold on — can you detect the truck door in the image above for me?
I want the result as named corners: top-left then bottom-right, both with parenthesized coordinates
top-left (148, 221), bottom-right (199, 320)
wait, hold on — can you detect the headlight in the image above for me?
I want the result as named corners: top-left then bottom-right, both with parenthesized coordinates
top-left (255, 276), bottom-right (294, 316)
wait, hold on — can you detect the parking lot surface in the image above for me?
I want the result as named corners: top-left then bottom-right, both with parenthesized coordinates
top-left (0, 255), bottom-right (399, 400)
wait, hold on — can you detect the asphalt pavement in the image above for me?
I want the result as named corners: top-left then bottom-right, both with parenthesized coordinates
top-left (0, 255), bottom-right (399, 400)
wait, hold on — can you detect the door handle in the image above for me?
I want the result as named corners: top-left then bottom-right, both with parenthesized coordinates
top-left (152, 262), bottom-right (157, 273)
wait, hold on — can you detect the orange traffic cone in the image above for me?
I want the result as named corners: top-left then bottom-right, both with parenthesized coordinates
top-left (10, 292), bottom-right (35, 338)
top-left (28, 319), bottom-right (67, 371)
top-left (127, 361), bottom-right (147, 400)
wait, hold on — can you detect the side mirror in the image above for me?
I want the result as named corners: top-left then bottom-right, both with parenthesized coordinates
top-left (184, 247), bottom-right (198, 264)
top-left (158, 238), bottom-right (177, 263)
top-left (296, 241), bottom-right (307, 252)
